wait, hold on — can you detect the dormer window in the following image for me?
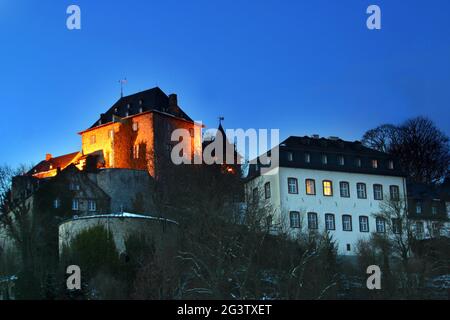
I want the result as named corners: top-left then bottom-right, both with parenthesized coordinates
top-left (127, 104), bottom-right (131, 109)
top-left (356, 158), bottom-right (362, 167)
top-left (322, 154), bottom-right (328, 165)
top-left (372, 160), bottom-right (378, 169)
top-left (139, 107), bottom-right (143, 113)
top-left (125, 111), bottom-right (129, 117)
top-left (114, 107), bottom-right (118, 113)
top-left (338, 155), bottom-right (345, 166)
top-left (139, 99), bottom-right (143, 105)
top-left (388, 160), bottom-right (394, 170)
top-left (287, 152), bottom-right (293, 162)
top-left (305, 153), bottom-right (311, 163)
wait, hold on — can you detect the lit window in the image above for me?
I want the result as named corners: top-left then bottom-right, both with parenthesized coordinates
top-left (340, 181), bottom-right (350, 198)
top-left (290, 211), bottom-right (300, 228)
top-left (53, 199), bottom-right (61, 209)
top-left (305, 153), bottom-right (311, 163)
top-left (388, 160), bottom-right (394, 170)
top-left (359, 216), bottom-right (369, 232)
top-left (338, 155), bottom-right (345, 166)
top-left (416, 222), bottom-right (424, 239)
top-left (373, 184), bottom-right (383, 200)
top-left (390, 185), bottom-right (400, 201)
top-left (264, 182), bottom-right (271, 199)
top-left (72, 199), bottom-right (79, 211)
top-left (356, 158), bottom-right (362, 167)
top-left (325, 214), bottom-right (335, 231)
top-left (416, 202), bottom-right (422, 214)
top-left (357, 183), bottom-right (367, 199)
top-left (287, 152), bottom-right (293, 162)
top-left (90, 135), bottom-right (96, 145)
top-left (88, 200), bottom-right (97, 212)
top-left (133, 145), bottom-right (140, 159)
top-left (323, 180), bottom-right (333, 196)
top-left (308, 212), bottom-right (318, 230)
top-left (342, 215), bottom-right (352, 231)
top-left (376, 217), bottom-right (386, 233)
top-left (288, 178), bottom-right (298, 194)
top-left (322, 154), bottom-right (328, 165)
top-left (372, 160), bottom-right (378, 169)
top-left (305, 179), bottom-right (316, 195)
top-left (132, 122), bottom-right (139, 132)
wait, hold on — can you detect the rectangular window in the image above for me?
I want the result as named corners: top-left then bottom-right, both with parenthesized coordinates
top-left (189, 128), bottom-right (194, 138)
top-left (252, 188), bottom-right (259, 203)
top-left (392, 218), bottom-right (402, 234)
top-left (88, 200), bottom-right (97, 212)
top-left (359, 216), bottom-right (369, 232)
top-left (432, 204), bottom-right (438, 215)
top-left (72, 199), bottom-right (79, 211)
top-left (288, 178), bottom-right (298, 194)
top-left (305, 179), bottom-right (316, 195)
top-left (108, 129), bottom-right (114, 140)
top-left (342, 215), bottom-right (352, 231)
top-left (322, 154), bottom-right (328, 165)
top-left (356, 158), bottom-right (362, 167)
top-left (338, 155), bottom-right (345, 166)
top-left (390, 185), bottom-right (400, 200)
top-left (372, 159), bottom-right (378, 169)
top-left (357, 183), bottom-right (367, 199)
top-left (133, 145), bottom-right (140, 159)
top-left (308, 212), bottom-right (318, 230)
top-left (287, 152), bottom-right (293, 161)
top-left (340, 182), bottom-right (350, 198)
top-left (323, 180), bottom-right (333, 196)
top-left (132, 122), bottom-right (139, 132)
top-left (376, 217), bottom-right (386, 233)
top-left (373, 184), bottom-right (383, 200)
top-left (53, 199), bottom-right (61, 209)
top-left (69, 182), bottom-right (80, 191)
top-left (416, 222), bottom-right (424, 239)
top-left (388, 160), bottom-right (394, 170)
top-left (325, 214), bottom-right (335, 231)
top-left (290, 211), bottom-right (300, 228)
top-left (264, 182), bottom-right (271, 199)
top-left (416, 202), bottom-right (422, 214)
top-left (90, 135), bottom-right (96, 145)
top-left (305, 153), bottom-right (311, 163)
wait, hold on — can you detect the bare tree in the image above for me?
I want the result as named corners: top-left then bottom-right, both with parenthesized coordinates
top-left (362, 117), bottom-right (450, 184)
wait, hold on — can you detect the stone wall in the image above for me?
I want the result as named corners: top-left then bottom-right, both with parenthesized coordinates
top-left (58, 214), bottom-right (178, 254)
top-left (87, 169), bottom-right (155, 215)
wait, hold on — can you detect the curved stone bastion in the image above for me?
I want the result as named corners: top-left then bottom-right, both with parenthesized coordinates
top-left (58, 213), bottom-right (178, 255)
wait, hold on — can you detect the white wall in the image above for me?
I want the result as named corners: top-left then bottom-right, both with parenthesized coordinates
top-left (250, 167), bottom-right (407, 255)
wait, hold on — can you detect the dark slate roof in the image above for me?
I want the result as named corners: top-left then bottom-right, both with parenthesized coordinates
top-left (247, 135), bottom-right (405, 179)
top-left (407, 182), bottom-right (450, 201)
top-left (28, 152), bottom-right (80, 175)
top-left (89, 87), bottom-right (193, 129)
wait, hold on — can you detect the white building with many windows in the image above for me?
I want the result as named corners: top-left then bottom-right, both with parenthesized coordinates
top-left (246, 135), bottom-right (407, 255)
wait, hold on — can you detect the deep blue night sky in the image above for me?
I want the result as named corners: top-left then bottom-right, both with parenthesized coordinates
top-left (1, 0), bottom-right (449, 168)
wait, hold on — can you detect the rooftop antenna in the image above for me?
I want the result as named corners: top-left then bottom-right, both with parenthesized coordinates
top-left (119, 78), bottom-right (128, 98)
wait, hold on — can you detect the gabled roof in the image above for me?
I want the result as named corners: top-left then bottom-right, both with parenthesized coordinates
top-left (88, 87), bottom-right (193, 129)
top-left (28, 152), bottom-right (81, 176)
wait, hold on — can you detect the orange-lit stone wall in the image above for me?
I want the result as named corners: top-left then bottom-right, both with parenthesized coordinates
top-left (80, 112), bottom-right (201, 178)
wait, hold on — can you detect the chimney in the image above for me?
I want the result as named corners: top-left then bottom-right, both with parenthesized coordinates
top-left (46, 154), bottom-right (52, 161)
top-left (312, 134), bottom-right (320, 139)
top-left (168, 94), bottom-right (179, 114)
